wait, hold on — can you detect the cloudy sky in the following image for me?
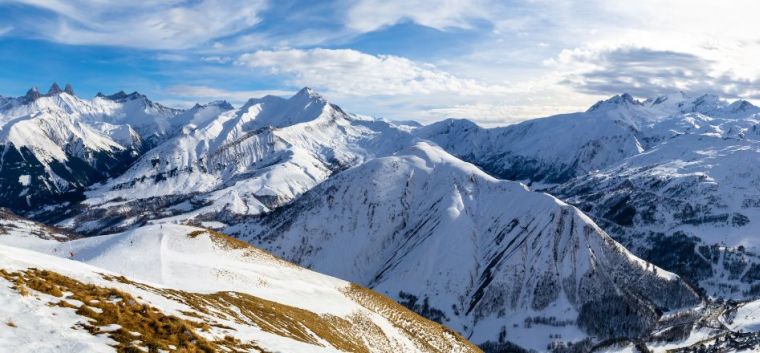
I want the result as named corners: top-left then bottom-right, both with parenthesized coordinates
top-left (1, 0), bottom-right (759, 126)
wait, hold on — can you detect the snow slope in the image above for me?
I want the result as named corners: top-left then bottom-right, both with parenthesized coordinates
top-left (0, 208), bottom-right (73, 251)
top-left (0, 223), bottom-right (479, 353)
top-left (231, 142), bottom-right (701, 351)
top-left (418, 92), bottom-right (760, 300)
top-left (414, 94), bottom-right (655, 184)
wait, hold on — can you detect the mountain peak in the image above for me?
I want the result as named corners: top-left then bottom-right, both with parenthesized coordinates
top-left (192, 100), bottom-right (234, 111)
top-left (728, 99), bottom-right (756, 112)
top-left (64, 83), bottom-right (75, 95)
top-left (47, 82), bottom-right (63, 95)
top-left (587, 93), bottom-right (642, 112)
top-left (24, 87), bottom-right (41, 101)
top-left (648, 91), bottom-right (689, 106)
top-left (208, 100), bottom-right (234, 110)
top-left (100, 90), bottom-right (147, 102)
top-left (294, 86), bottom-right (322, 100)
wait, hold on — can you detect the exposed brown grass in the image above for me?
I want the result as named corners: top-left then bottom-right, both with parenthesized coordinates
top-left (6, 320), bottom-right (16, 328)
top-left (186, 230), bottom-right (205, 239)
top-left (104, 273), bottom-right (373, 353)
top-left (103, 269), bottom-right (481, 353)
top-left (181, 229), bottom-right (482, 353)
top-left (186, 229), bottom-right (248, 250)
top-left (0, 227), bottom-right (483, 353)
top-left (185, 229), bottom-right (299, 269)
top-left (0, 268), bottom-right (260, 353)
top-left (343, 284), bottom-right (483, 353)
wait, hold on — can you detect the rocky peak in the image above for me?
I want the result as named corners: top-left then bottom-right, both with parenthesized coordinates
top-left (24, 87), bottom-right (41, 101)
top-left (47, 83), bottom-right (63, 95)
top-left (587, 93), bottom-right (642, 112)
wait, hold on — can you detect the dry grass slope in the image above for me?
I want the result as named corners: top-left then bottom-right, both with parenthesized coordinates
top-left (0, 229), bottom-right (482, 353)
top-left (103, 273), bottom-right (410, 353)
top-left (187, 229), bottom-right (299, 268)
top-left (0, 268), bottom-right (263, 353)
top-left (343, 284), bottom-right (483, 353)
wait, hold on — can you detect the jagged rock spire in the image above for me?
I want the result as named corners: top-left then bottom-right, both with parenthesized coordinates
top-left (48, 82), bottom-right (62, 95)
top-left (24, 87), bottom-right (41, 100)
top-left (64, 83), bottom-right (75, 95)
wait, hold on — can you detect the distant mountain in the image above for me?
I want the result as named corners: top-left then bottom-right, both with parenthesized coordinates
top-left (416, 92), bottom-right (760, 185)
top-left (230, 142), bottom-right (701, 350)
top-left (548, 107), bottom-right (760, 298)
top-left (418, 92), bottom-right (760, 299)
top-left (62, 88), bottom-right (412, 234)
top-left (0, 83), bottom-right (180, 211)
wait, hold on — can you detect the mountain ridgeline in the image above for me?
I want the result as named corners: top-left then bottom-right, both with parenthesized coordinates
top-left (2, 84), bottom-right (760, 352)
top-left (419, 92), bottom-right (760, 299)
top-left (230, 142), bottom-right (700, 345)
top-left (0, 83), bottom-right (180, 210)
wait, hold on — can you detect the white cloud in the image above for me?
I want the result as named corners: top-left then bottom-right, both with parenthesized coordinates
top-left (0, 26), bottom-right (13, 36)
top-left (529, 1), bottom-right (760, 82)
top-left (343, 0), bottom-right (503, 32)
top-left (236, 48), bottom-right (512, 96)
top-left (9, 0), bottom-right (760, 125)
top-left (424, 0), bottom-right (760, 119)
top-left (10, 0), bottom-right (267, 49)
top-left (233, 47), bottom-right (604, 126)
top-left (201, 56), bottom-right (233, 64)
top-left (165, 85), bottom-right (293, 103)
top-left (155, 53), bottom-right (189, 62)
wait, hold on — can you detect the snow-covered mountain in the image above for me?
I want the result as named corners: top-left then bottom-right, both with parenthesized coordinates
top-left (414, 94), bottom-right (652, 184)
top-left (415, 92), bottom-right (759, 185)
top-left (230, 141), bottom-right (701, 351)
top-left (0, 208), bottom-right (74, 246)
top-left (0, 84), bottom-right (181, 211)
top-left (549, 110), bottom-right (760, 299)
top-left (63, 88), bottom-right (413, 234)
top-left (4, 84), bottom-right (760, 351)
top-left (418, 92), bottom-right (760, 300)
top-left (0, 223), bottom-right (479, 353)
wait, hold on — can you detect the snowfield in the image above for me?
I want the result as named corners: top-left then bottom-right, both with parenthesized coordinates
top-left (0, 223), bottom-right (479, 353)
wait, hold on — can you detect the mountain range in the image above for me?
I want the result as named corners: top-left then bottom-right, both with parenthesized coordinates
top-left (2, 84), bottom-right (760, 352)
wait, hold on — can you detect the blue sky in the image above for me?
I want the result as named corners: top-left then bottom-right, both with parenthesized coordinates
top-left (1, 0), bottom-right (759, 126)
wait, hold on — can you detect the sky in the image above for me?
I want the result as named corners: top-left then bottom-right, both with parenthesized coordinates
top-left (1, 0), bottom-right (760, 126)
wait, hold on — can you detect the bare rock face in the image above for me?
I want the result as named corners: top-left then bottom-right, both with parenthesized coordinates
top-left (47, 82), bottom-right (63, 95)
top-left (23, 87), bottom-right (40, 101)
top-left (64, 83), bottom-right (75, 95)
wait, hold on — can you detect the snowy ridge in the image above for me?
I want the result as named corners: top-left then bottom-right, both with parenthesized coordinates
top-left (550, 119), bottom-right (760, 298)
top-left (232, 142), bottom-right (701, 351)
top-left (416, 92), bottom-right (760, 184)
top-left (0, 223), bottom-right (479, 353)
top-left (0, 84), bottom-right (181, 211)
top-left (66, 88), bottom-right (412, 234)
top-left (418, 92), bottom-right (760, 299)
top-left (0, 208), bottom-right (73, 250)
